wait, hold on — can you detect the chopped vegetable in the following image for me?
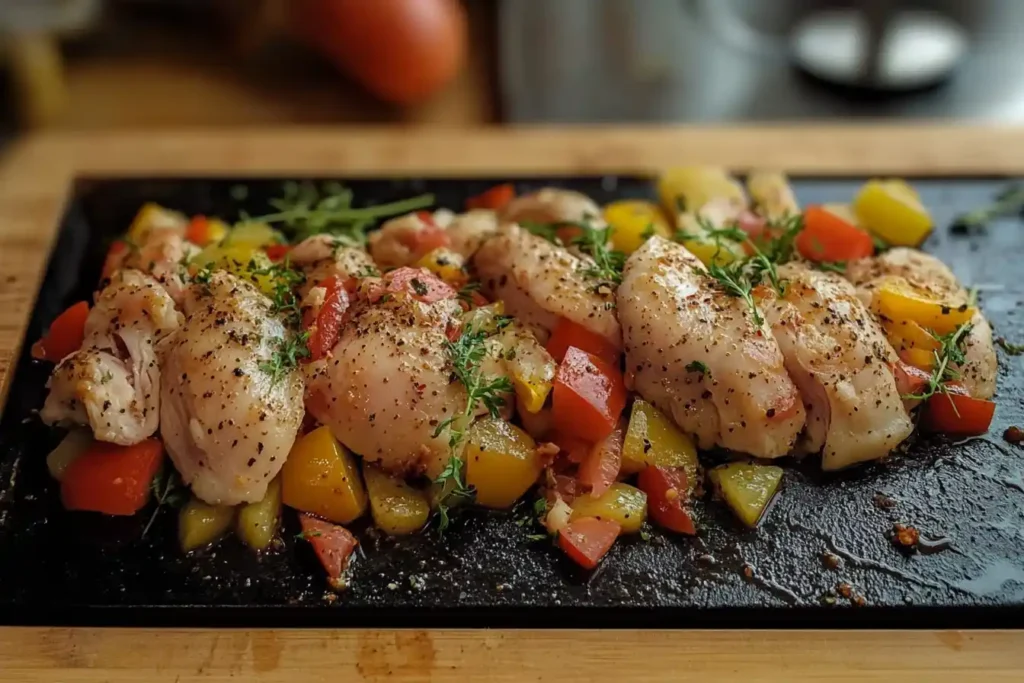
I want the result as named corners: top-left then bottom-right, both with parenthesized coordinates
top-left (899, 347), bottom-right (936, 372)
top-left (708, 462), bottom-right (783, 528)
top-left (620, 399), bottom-right (699, 488)
top-left (304, 276), bottom-right (349, 361)
top-left (637, 465), bottom-right (695, 535)
top-left (552, 346), bottom-right (627, 442)
top-left (657, 167), bottom-right (746, 216)
top-left (415, 247), bottom-right (468, 287)
top-left (746, 171), bottom-right (799, 220)
top-left (400, 213), bottom-right (452, 261)
top-left (923, 385), bottom-right (996, 436)
top-left (45, 428), bottom-right (93, 481)
top-left (281, 426), bottom-right (368, 524)
top-left (558, 517), bottom-right (621, 569)
top-left (127, 202), bottom-right (186, 243)
top-left (674, 212), bottom-right (746, 267)
top-left (298, 513), bottom-right (358, 588)
top-left (60, 438), bottom-right (164, 516)
top-left (464, 417), bottom-right (542, 509)
top-left (32, 301), bottom-right (89, 362)
top-left (545, 318), bottom-right (619, 365)
top-left (874, 279), bottom-right (975, 335)
top-left (882, 318), bottom-right (941, 354)
top-left (179, 496), bottom-right (235, 552)
top-left (892, 359), bottom-right (932, 398)
top-left (372, 267), bottom-right (457, 305)
top-left (363, 464), bottom-right (431, 535)
top-left (264, 244), bottom-right (291, 261)
top-left (227, 221), bottom-right (282, 248)
top-left (237, 476), bottom-right (282, 550)
top-left (570, 482), bottom-right (647, 534)
top-left (185, 215), bottom-right (228, 246)
top-left (796, 206), bottom-right (875, 263)
top-left (853, 179), bottom-right (933, 247)
top-left (577, 420), bottom-right (624, 498)
top-left (602, 200), bottom-right (671, 254)
top-left (466, 183), bottom-right (515, 211)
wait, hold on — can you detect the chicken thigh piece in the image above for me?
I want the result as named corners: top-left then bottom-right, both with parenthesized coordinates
top-left (473, 222), bottom-right (620, 347)
top-left (444, 209), bottom-right (499, 258)
top-left (289, 234), bottom-right (378, 295)
top-left (846, 248), bottom-right (997, 400)
top-left (41, 269), bottom-right (182, 444)
top-left (160, 272), bottom-right (304, 505)
top-left (500, 188), bottom-right (606, 229)
top-left (761, 263), bottom-right (913, 470)
top-left (617, 237), bottom-right (805, 458)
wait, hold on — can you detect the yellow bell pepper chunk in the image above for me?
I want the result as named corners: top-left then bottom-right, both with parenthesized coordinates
top-left (657, 167), bottom-right (746, 215)
top-left (874, 279), bottom-right (975, 335)
top-left (853, 179), bottom-right (932, 247)
top-left (746, 171), bottom-right (800, 220)
top-left (708, 462), bottom-right (783, 528)
top-left (900, 347), bottom-right (936, 372)
top-left (674, 212), bottom-right (744, 267)
top-left (881, 318), bottom-right (941, 353)
top-left (513, 375), bottom-right (551, 414)
top-left (602, 200), bottom-right (671, 254)
top-left (363, 464), bottom-right (430, 535)
top-left (237, 477), bottom-right (281, 551)
top-left (464, 417), bottom-right (541, 509)
top-left (226, 221), bottom-right (281, 249)
top-left (128, 202), bottom-right (187, 243)
top-left (201, 218), bottom-right (230, 246)
top-left (415, 247), bottom-right (467, 287)
top-left (179, 496), bottom-right (235, 552)
top-left (281, 426), bottom-right (368, 524)
top-left (621, 399), bottom-right (699, 489)
top-left (570, 482), bottom-right (648, 534)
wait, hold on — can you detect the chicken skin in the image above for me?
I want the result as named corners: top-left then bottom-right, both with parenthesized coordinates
top-left (617, 237), bottom-right (805, 458)
top-left (160, 272), bottom-right (304, 505)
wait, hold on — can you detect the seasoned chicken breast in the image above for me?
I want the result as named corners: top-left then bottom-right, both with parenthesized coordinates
top-left (473, 222), bottom-right (620, 347)
top-left (846, 248), bottom-right (997, 399)
top-left (500, 188), bottom-right (606, 229)
top-left (118, 228), bottom-right (199, 305)
top-left (160, 272), bottom-right (304, 505)
top-left (41, 269), bottom-right (182, 444)
top-left (617, 237), bottom-right (805, 458)
top-left (444, 209), bottom-right (499, 258)
top-left (761, 263), bottom-right (913, 470)
top-left (289, 234), bottom-right (377, 295)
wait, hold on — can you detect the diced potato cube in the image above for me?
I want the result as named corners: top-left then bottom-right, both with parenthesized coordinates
top-left (281, 426), bottom-right (367, 524)
top-left (853, 179), bottom-right (932, 247)
top-left (570, 482), bottom-right (647, 534)
top-left (708, 462), bottom-right (783, 528)
top-left (657, 167), bottom-right (746, 216)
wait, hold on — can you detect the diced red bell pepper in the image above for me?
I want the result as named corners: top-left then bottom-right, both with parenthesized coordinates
top-left (550, 432), bottom-right (591, 464)
top-left (558, 517), bottom-right (621, 570)
top-left (264, 244), bottom-right (291, 262)
top-left (466, 183), bottom-right (516, 211)
top-left (32, 301), bottom-right (90, 362)
top-left (577, 420), bottom-right (624, 498)
top-left (298, 514), bottom-right (358, 583)
top-left (399, 214), bottom-right (450, 260)
top-left (637, 465), bottom-right (696, 535)
top-left (796, 205), bottom-right (875, 263)
top-left (60, 439), bottom-right (164, 516)
top-left (892, 360), bottom-right (932, 397)
top-left (373, 267), bottom-right (457, 304)
top-left (546, 318), bottom-right (619, 365)
top-left (552, 346), bottom-right (627, 442)
top-left (304, 276), bottom-right (350, 361)
top-left (924, 383), bottom-right (996, 436)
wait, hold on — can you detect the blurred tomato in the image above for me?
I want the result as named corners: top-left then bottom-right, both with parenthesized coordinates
top-left (290, 0), bottom-right (467, 105)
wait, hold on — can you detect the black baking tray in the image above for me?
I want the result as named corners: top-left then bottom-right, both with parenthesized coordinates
top-left (1, 176), bottom-right (1022, 629)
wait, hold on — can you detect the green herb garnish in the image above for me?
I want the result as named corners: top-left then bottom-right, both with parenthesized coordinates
top-left (573, 226), bottom-right (627, 285)
top-left (259, 331), bottom-right (310, 385)
top-left (951, 184), bottom-right (1024, 234)
top-left (902, 323), bottom-right (973, 401)
top-left (818, 261), bottom-right (847, 274)
top-left (996, 337), bottom-right (1024, 356)
top-left (685, 360), bottom-right (709, 376)
top-left (142, 466), bottom-right (187, 537)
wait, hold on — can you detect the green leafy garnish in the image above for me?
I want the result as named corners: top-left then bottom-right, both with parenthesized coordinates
top-left (818, 261), bottom-right (847, 274)
top-left (259, 331), bottom-right (310, 385)
top-left (573, 226), bottom-right (627, 285)
top-left (685, 360), bottom-right (709, 376)
top-left (295, 530), bottom-right (322, 541)
top-left (871, 233), bottom-right (891, 254)
top-left (996, 337), bottom-right (1024, 356)
top-left (902, 323), bottom-right (973, 401)
top-left (951, 184), bottom-right (1024, 234)
top-left (142, 466), bottom-right (187, 537)
top-left (640, 222), bottom-right (657, 240)
top-left (520, 220), bottom-right (564, 245)
top-left (433, 455), bottom-right (475, 533)
top-left (457, 280), bottom-right (482, 303)
top-left (708, 259), bottom-right (765, 327)
top-left (249, 258), bottom-right (306, 327)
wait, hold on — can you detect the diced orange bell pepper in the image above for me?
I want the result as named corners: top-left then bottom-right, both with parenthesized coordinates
top-left (466, 183), bottom-right (516, 211)
top-left (552, 346), bottom-right (627, 442)
top-left (31, 301), bottom-right (90, 362)
top-left (874, 279), bottom-right (975, 335)
top-left (60, 439), bottom-right (164, 516)
top-left (796, 206), bottom-right (875, 263)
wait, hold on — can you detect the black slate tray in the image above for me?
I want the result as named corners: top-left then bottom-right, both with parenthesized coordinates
top-left (1, 176), bottom-right (1022, 629)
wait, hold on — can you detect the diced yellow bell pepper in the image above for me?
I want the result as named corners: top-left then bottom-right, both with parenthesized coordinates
top-left (657, 167), bottom-right (746, 215)
top-left (874, 279), bottom-right (975, 335)
top-left (708, 462), bottom-right (782, 528)
top-left (237, 476), bottom-right (281, 551)
top-left (746, 171), bottom-right (799, 220)
top-left (674, 213), bottom-right (744, 267)
top-left (621, 399), bottom-right (699, 489)
top-left (363, 464), bottom-right (431, 535)
top-left (179, 496), bottom-right (235, 552)
top-left (461, 301), bottom-right (505, 335)
top-left (602, 200), bottom-right (671, 254)
top-left (281, 426), bottom-right (368, 524)
top-left (226, 221), bottom-right (282, 249)
top-left (570, 482), bottom-right (647, 534)
top-left (853, 179), bottom-right (932, 247)
top-left (464, 417), bottom-right (542, 509)
top-left (128, 203), bottom-right (187, 243)
top-left (900, 347), bottom-right (936, 371)
top-left (415, 247), bottom-right (468, 287)
top-left (199, 218), bottom-right (230, 246)
top-left (881, 318), bottom-right (941, 353)
top-left (513, 376), bottom-right (551, 414)
top-left (193, 244), bottom-right (280, 298)
top-left (46, 428), bottom-right (92, 481)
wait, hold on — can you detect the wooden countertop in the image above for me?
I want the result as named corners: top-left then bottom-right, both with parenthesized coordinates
top-left (2, 125), bottom-right (1024, 682)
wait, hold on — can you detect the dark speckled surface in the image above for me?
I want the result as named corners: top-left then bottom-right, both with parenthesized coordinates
top-left (1, 177), bottom-right (1022, 628)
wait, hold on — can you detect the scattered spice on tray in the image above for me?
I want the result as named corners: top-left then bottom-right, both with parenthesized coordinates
top-left (892, 523), bottom-right (920, 550)
top-left (741, 564), bottom-right (754, 580)
top-left (822, 552), bottom-right (841, 570)
top-left (872, 492), bottom-right (897, 510)
top-left (836, 582), bottom-right (853, 599)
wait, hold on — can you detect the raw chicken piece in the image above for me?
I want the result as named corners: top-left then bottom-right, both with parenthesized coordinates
top-left (160, 272), bottom-right (304, 505)
top-left (111, 228), bottom-right (199, 305)
top-left (367, 211), bottom-right (448, 269)
top-left (473, 222), bottom-right (620, 346)
top-left (500, 188), bottom-right (606, 229)
top-left (41, 269), bottom-right (182, 445)
top-left (761, 263), bottom-right (913, 470)
top-left (444, 209), bottom-right (499, 258)
top-left (289, 234), bottom-right (377, 296)
top-left (303, 288), bottom-right (471, 478)
top-left (617, 237), bottom-right (804, 458)
top-left (846, 248), bottom-right (997, 399)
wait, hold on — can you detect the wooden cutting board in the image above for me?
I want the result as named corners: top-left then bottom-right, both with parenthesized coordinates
top-left (1, 126), bottom-right (1023, 682)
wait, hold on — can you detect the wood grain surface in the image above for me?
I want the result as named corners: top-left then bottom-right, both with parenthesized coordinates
top-left (2, 125), bottom-right (1024, 681)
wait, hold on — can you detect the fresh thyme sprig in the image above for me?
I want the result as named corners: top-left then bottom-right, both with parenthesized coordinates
top-left (247, 181), bottom-right (435, 245)
top-left (572, 226), bottom-right (627, 285)
top-left (951, 184), bottom-right (1024, 234)
top-left (142, 466), bottom-right (188, 538)
top-left (902, 323), bottom-right (973, 401)
top-left (708, 259), bottom-right (765, 327)
top-left (249, 258), bottom-right (306, 327)
top-left (259, 331), bottom-right (310, 385)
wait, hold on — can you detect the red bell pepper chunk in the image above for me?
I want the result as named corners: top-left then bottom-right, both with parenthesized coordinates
top-left (796, 206), bottom-right (875, 263)
top-left (637, 465), bottom-right (696, 535)
top-left (465, 183), bottom-right (516, 211)
top-left (374, 267), bottom-right (457, 304)
top-left (299, 514), bottom-right (358, 583)
top-left (924, 384), bottom-right (996, 436)
top-left (60, 438), bottom-right (164, 516)
top-left (32, 301), bottom-right (90, 362)
top-left (546, 318), bottom-right (620, 365)
top-left (552, 346), bottom-right (627, 442)
top-left (892, 360), bottom-right (932, 398)
top-left (399, 214), bottom-right (450, 260)
top-left (577, 420), bottom-right (624, 498)
top-left (558, 517), bottom-right (621, 570)
top-left (264, 244), bottom-right (291, 262)
top-left (304, 276), bottom-right (350, 361)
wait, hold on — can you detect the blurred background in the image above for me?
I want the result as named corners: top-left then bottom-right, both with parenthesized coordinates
top-left (2, 0), bottom-right (1024, 133)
